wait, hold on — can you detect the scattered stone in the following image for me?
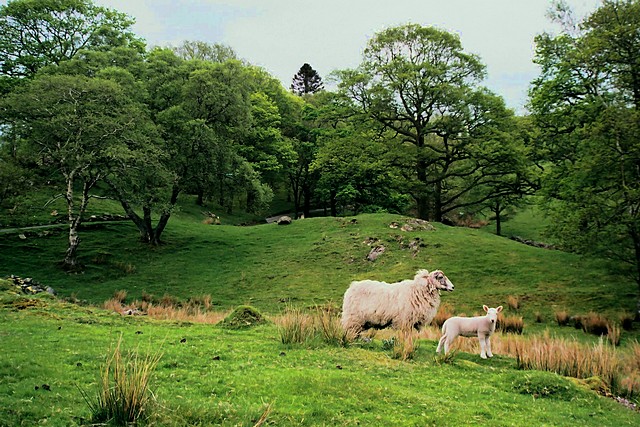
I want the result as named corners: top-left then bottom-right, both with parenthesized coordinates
top-left (276, 216), bottom-right (292, 225)
top-left (510, 235), bottom-right (555, 250)
top-left (5, 275), bottom-right (56, 296)
top-left (366, 245), bottom-right (385, 261)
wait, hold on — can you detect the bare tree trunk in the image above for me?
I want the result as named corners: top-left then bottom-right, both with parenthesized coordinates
top-left (63, 175), bottom-right (98, 269)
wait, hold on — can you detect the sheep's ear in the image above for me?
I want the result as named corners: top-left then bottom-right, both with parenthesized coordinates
top-left (483, 305), bottom-right (489, 312)
top-left (497, 306), bottom-right (503, 313)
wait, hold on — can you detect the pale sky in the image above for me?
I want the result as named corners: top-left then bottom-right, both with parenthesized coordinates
top-left (4, 0), bottom-right (603, 113)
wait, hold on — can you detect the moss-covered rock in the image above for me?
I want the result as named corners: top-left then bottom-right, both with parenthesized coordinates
top-left (219, 305), bottom-right (267, 329)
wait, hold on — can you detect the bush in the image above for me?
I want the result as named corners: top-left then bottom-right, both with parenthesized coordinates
top-left (220, 305), bottom-right (266, 329)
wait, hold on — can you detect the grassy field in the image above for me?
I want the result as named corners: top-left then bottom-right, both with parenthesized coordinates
top-left (1, 196), bottom-right (639, 425)
top-left (0, 291), bottom-right (639, 427)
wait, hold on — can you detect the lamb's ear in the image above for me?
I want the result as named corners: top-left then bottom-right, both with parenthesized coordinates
top-left (497, 306), bottom-right (503, 313)
top-left (483, 305), bottom-right (489, 312)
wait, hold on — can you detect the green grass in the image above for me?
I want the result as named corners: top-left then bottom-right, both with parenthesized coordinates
top-left (1, 197), bottom-right (640, 425)
top-left (0, 293), bottom-right (638, 426)
top-left (2, 211), bottom-right (637, 322)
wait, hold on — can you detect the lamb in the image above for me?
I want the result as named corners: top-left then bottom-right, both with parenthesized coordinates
top-left (341, 269), bottom-right (455, 336)
top-left (436, 305), bottom-right (503, 359)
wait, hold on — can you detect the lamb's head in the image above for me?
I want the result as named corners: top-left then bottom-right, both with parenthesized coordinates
top-left (417, 269), bottom-right (454, 292)
top-left (483, 305), bottom-right (503, 325)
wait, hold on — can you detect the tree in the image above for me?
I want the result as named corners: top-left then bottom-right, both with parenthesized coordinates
top-left (0, 0), bottom-right (140, 92)
top-left (529, 0), bottom-right (640, 314)
top-left (1, 73), bottom-right (151, 268)
top-left (291, 63), bottom-right (324, 95)
top-left (337, 24), bottom-right (523, 222)
top-left (172, 40), bottom-right (238, 63)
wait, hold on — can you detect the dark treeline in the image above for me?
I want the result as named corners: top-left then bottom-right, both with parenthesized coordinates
top-left (0, 0), bottom-right (639, 313)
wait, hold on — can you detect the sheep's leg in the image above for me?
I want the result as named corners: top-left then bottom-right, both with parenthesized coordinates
top-left (478, 333), bottom-right (487, 359)
top-left (485, 336), bottom-right (493, 358)
top-left (436, 335), bottom-right (446, 354)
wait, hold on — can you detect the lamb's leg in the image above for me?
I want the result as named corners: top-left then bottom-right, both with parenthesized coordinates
top-left (485, 336), bottom-right (493, 358)
top-left (478, 333), bottom-right (487, 359)
top-left (443, 336), bottom-right (454, 355)
top-left (436, 335), bottom-right (446, 354)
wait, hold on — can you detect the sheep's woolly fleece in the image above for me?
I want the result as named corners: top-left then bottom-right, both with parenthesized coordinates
top-left (341, 269), bottom-right (454, 336)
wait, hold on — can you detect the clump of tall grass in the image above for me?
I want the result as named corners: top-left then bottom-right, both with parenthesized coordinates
top-left (276, 306), bottom-right (316, 345)
top-left (431, 302), bottom-right (454, 328)
top-left (499, 315), bottom-right (524, 334)
top-left (390, 330), bottom-right (419, 361)
top-left (620, 312), bottom-right (634, 331)
top-left (80, 335), bottom-right (162, 426)
top-left (112, 290), bottom-right (127, 304)
top-left (515, 333), bottom-right (621, 394)
top-left (580, 312), bottom-right (610, 336)
top-left (103, 294), bottom-right (227, 324)
top-left (275, 305), bottom-right (353, 346)
top-left (315, 305), bottom-right (350, 347)
top-left (554, 310), bottom-right (570, 326)
top-left (507, 295), bottom-right (519, 311)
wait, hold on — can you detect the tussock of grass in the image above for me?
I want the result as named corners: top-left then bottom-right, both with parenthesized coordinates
top-left (220, 305), bottom-right (266, 329)
top-left (80, 335), bottom-right (162, 425)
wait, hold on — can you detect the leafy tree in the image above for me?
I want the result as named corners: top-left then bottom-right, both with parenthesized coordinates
top-left (529, 0), bottom-right (640, 313)
top-left (172, 40), bottom-right (238, 63)
top-left (291, 63), bottom-right (324, 95)
top-left (0, 0), bottom-right (140, 92)
top-left (337, 24), bottom-right (524, 222)
top-left (1, 73), bottom-right (152, 268)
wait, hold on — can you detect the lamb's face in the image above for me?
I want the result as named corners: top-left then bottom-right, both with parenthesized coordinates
top-left (431, 270), bottom-right (454, 292)
top-left (483, 305), bottom-right (503, 325)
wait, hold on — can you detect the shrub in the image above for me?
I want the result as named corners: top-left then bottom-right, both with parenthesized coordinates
top-left (220, 305), bottom-right (266, 329)
top-left (555, 310), bottom-right (570, 326)
top-left (80, 335), bottom-right (162, 426)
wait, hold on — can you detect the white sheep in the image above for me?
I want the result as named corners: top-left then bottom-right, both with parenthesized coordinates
top-left (341, 269), bottom-right (455, 336)
top-left (436, 305), bottom-right (503, 359)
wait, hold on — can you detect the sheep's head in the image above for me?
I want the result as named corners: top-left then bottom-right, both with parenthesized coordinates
top-left (483, 305), bottom-right (503, 324)
top-left (426, 270), bottom-right (454, 292)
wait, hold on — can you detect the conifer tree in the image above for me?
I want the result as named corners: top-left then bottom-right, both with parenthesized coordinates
top-left (290, 63), bottom-right (324, 95)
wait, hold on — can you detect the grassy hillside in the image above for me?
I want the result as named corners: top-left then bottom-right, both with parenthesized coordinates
top-left (2, 199), bottom-right (640, 425)
top-left (2, 210), bottom-right (637, 320)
